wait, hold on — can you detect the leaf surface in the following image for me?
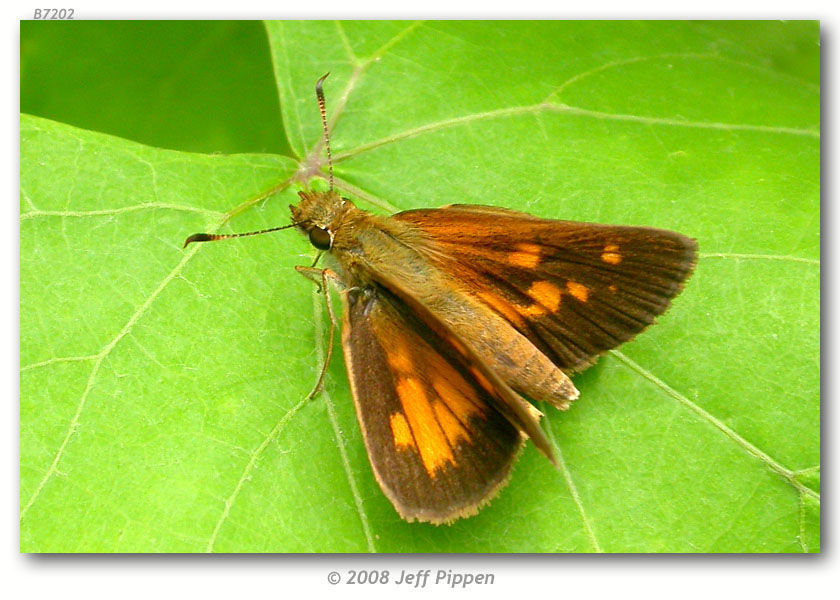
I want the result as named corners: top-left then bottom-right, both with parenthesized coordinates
top-left (21, 20), bottom-right (819, 552)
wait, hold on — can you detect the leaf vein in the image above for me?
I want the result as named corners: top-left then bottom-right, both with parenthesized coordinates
top-left (548, 52), bottom-right (721, 101)
top-left (332, 175), bottom-right (399, 213)
top-left (20, 203), bottom-right (224, 221)
top-left (699, 252), bottom-right (819, 265)
top-left (334, 20), bottom-right (358, 64)
top-left (365, 20), bottom-right (424, 65)
top-left (21, 354), bottom-right (99, 372)
top-left (303, 21), bottom-right (424, 175)
top-left (205, 396), bottom-right (310, 552)
top-left (20, 246), bottom-right (205, 521)
top-left (20, 177), bottom-right (295, 522)
top-left (333, 103), bottom-right (817, 162)
top-left (543, 412), bottom-right (603, 552)
top-left (611, 350), bottom-right (820, 503)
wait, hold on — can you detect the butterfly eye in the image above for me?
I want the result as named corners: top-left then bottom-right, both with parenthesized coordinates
top-left (308, 226), bottom-right (332, 250)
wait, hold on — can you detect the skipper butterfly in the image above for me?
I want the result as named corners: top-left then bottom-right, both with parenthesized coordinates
top-left (185, 74), bottom-right (697, 524)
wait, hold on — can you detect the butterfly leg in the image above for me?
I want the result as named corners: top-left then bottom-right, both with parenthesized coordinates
top-left (295, 262), bottom-right (328, 291)
top-left (295, 266), bottom-right (345, 400)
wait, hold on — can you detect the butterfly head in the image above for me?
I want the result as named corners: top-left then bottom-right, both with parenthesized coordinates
top-left (290, 189), bottom-right (353, 251)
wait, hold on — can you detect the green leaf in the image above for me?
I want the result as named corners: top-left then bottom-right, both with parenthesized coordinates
top-left (21, 20), bottom-right (819, 553)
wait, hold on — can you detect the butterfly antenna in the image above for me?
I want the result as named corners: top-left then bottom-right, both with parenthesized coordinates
top-left (315, 72), bottom-right (334, 191)
top-left (185, 72), bottom-right (334, 250)
top-left (183, 223), bottom-right (297, 248)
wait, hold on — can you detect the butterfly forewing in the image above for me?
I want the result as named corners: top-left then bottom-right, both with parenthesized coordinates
top-left (396, 204), bottom-right (697, 371)
top-left (341, 285), bottom-right (524, 524)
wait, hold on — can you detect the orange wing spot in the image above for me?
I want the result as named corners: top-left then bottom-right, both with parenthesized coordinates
top-left (566, 281), bottom-right (590, 302)
top-left (601, 244), bottom-right (623, 265)
top-left (396, 377), bottom-right (455, 477)
top-left (385, 343), bottom-right (414, 374)
top-left (525, 280), bottom-right (563, 312)
top-left (507, 243), bottom-right (542, 269)
top-left (432, 400), bottom-right (470, 448)
top-left (608, 284), bottom-right (618, 293)
top-left (389, 412), bottom-right (416, 450)
top-left (476, 290), bottom-right (527, 329)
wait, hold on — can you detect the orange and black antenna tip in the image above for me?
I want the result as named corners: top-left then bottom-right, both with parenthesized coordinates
top-left (183, 223), bottom-right (298, 249)
top-left (316, 72), bottom-right (330, 91)
top-left (183, 233), bottom-right (217, 247)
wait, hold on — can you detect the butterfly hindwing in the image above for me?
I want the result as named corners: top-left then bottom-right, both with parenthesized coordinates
top-left (340, 284), bottom-right (524, 524)
top-left (396, 204), bottom-right (697, 371)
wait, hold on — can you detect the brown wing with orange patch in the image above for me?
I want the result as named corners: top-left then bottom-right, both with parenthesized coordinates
top-left (341, 285), bottom-right (524, 524)
top-left (396, 204), bottom-right (697, 372)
